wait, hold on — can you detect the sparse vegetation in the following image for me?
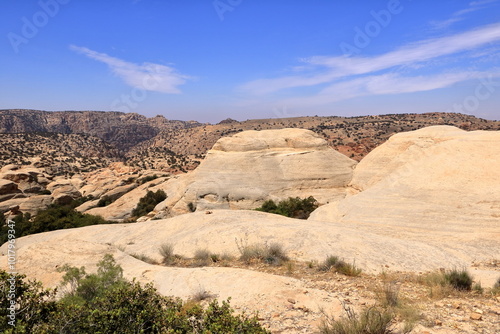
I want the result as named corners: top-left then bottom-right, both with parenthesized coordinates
top-left (191, 286), bottom-right (216, 302)
top-left (132, 189), bottom-right (167, 218)
top-left (159, 242), bottom-right (176, 265)
top-left (492, 277), bottom-right (500, 295)
top-left (444, 268), bottom-right (473, 291)
top-left (320, 305), bottom-right (393, 334)
top-left (96, 195), bottom-right (114, 207)
top-left (137, 174), bottom-right (159, 185)
top-left (0, 202), bottom-right (113, 245)
top-left (0, 255), bottom-right (269, 333)
top-left (237, 241), bottom-right (289, 266)
top-left (318, 255), bottom-right (362, 277)
top-left (130, 253), bottom-right (157, 264)
top-left (255, 196), bottom-right (318, 219)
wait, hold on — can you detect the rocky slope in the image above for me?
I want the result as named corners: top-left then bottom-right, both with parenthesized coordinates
top-left (0, 109), bottom-right (201, 152)
top-left (0, 132), bottom-right (121, 176)
top-left (127, 112), bottom-right (500, 168)
top-left (82, 128), bottom-right (358, 220)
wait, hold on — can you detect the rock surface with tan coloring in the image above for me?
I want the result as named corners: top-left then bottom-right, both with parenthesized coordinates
top-left (156, 128), bottom-right (357, 216)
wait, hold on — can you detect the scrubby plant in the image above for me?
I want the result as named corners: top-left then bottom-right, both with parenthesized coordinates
top-left (130, 253), bottom-right (157, 265)
top-left (0, 203), bottom-right (113, 245)
top-left (0, 255), bottom-right (270, 333)
top-left (137, 174), bottom-right (159, 185)
top-left (159, 242), bottom-right (176, 265)
top-left (132, 189), bottom-right (167, 218)
top-left (444, 268), bottom-right (473, 291)
top-left (492, 277), bottom-right (500, 295)
top-left (96, 195), bottom-right (113, 207)
top-left (382, 283), bottom-right (400, 308)
top-left (255, 196), bottom-right (318, 219)
top-left (237, 241), bottom-right (289, 266)
top-left (320, 306), bottom-right (393, 334)
top-left (318, 255), bottom-right (362, 277)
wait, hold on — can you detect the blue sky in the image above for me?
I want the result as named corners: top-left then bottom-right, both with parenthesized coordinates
top-left (1, 0), bottom-right (500, 122)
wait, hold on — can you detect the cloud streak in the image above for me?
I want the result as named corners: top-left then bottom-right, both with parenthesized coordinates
top-left (70, 45), bottom-right (191, 94)
top-left (279, 71), bottom-right (500, 108)
top-left (240, 23), bottom-right (500, 96)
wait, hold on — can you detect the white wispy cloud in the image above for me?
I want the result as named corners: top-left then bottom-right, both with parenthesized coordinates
top-left (239, 23), bottom-right (500, 96)
top-left (70, 45), bottom-right (191, 94)
top-left (430, 0), bottom-right (498, 30)
top-left (278, 71), bottom-right (500, 108)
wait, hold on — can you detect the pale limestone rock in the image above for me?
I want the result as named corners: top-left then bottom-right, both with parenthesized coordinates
top-left (159, 129), bottom-right (356, 216)
top-left (0, 198), bottom-right (26, 212)
top-left (84, 177), bottom-right (169, 221)
top-left (51, 184), bottom-right (81, 205)
top-left (75, 199), bottom-right (100, 212)
top-left (0, 164), bottom-right (20, 173)
top-left (0, 179), bottom-right (19, 195)
top-left (0, 233), bottom-right (342, 329)
top-left (101, 183), bottom-right (138, 201)
top-left (19, 195), bottom-right (53, 215)
top-left (309, 126), bottom-right (500, 279)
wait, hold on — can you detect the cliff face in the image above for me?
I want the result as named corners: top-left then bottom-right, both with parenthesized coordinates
top-left (0, 110), bottom-right (201, 152)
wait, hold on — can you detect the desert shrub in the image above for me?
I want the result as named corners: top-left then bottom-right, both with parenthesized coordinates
top-left (256, 196), bottom-right (318, 219)
top-left (318, 255), bottom-right (362, 277)
top-left (137, 174), bottom-right (158, 185)
top-left (444, 269), bottom-right (473, 291)
top-left (0, 203), bottom-right (112, 245)
top-left (237, 242), bottom-right (289, 266)
top-left (382, 283), bottom-right (400, 308)
top-left (492, 277), bottom-right (500, 295)
top-left (132, 190), bottom-right (167, 218)
top-left (0, 270), bottom-right (57, 333)
top-left (191, 286), bottom-right (216, 302)
top-left (187, 202), bottom-right (196, 212)
top-left (320, 306), bottom-right (393, 334)
top-left (130, 253), bottom-right (157, 264)
top-left (0, 255), bottom-right (269, 333)
top-left (193, 249), bottom-right (212, 267)
top-left (159, 242), bottom-right (176, 264)
top-left (96, 195), bottom-right (113, 207)
top-left (58, 254), bottom-right (125, 304)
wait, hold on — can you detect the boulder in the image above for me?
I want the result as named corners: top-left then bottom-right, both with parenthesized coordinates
top-left (159, 129), bottom-right (357, 216)
top-left (310, 126), bottom-right (500, 236)
top-left (0, 179), bottom-right (19, 195)
top-left (19, 195), bottom-right (53, 215)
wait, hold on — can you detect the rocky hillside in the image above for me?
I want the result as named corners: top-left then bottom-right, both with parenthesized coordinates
top-left (0, 109), bottom-right (202, 152)
top-left (0, 132), bottom-right (121, 176)
top-left (127, 112), bottom-right (500, 169)
top-left (1, 110), bottom-right (499, 174)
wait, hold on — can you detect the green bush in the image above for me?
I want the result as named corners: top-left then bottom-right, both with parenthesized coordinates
top-left (444, 269), bottom-right (473, 291)
top-left (132, 190), bottom-right (167, 218)
top-left (96, 195), bottom-right (113, 207)
top-left (137, 174), bottom-right (159, 185)
top-left (256, 196), bottom-right (318, 219)
top-left (0, 203), bottom-right (113, 245)
top-left (0, 255), bottom-right (269, 333)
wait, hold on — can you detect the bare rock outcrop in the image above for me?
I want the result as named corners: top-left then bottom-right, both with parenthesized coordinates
top-left (157, 129), bottom-right (357, 216)
top-left (310, 126), bottom-right (500, 253)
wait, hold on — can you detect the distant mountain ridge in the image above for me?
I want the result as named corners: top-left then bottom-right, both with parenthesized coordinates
top-left (0, 109), bottom-right (202, 152)
top-left (1, 109), bottom-right (499, 173)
